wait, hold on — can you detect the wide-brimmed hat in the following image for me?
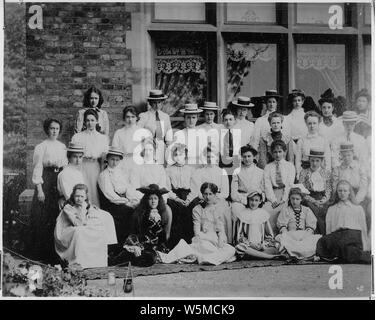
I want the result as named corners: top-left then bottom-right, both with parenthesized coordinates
top-left (342, 111), bottom-right (359, 122)
top-left (263, 90), bottom-right (282, 100)
top-left (339, 142), bottom-right (354, 152)
top-left (231, 96), bottom-right (255, 108)
top-left (137, 184), bottom-right (169, 195)
top-left (247, 190), bottom-right (263, 200)
top-left (106, 146), bottom-right (124, 159)
top-left (147, 89), bottom-right (168, 100)
top-left (288, 89), bottom-right (306, 99)
top-left (200, 101), bottom-right (219, 110)
top-left (67, 142), bottom-right (84, 153)
top-left (179, 103), bottom-right (203, 114)
top-left (308, 149), bottom-right (325, 158)
top-left (289, 184), bottom-right (310, 196)
top-left (318, 88), bottom-right (335, 105)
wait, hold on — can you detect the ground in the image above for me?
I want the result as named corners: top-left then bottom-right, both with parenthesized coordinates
top-left (87, 264), bottom-right (372, 298)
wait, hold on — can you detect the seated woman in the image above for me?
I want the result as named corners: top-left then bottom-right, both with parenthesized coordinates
top-left (159, 182), bottom-right (236, 266)
top-left (98, 146), bottom-right (142, 246)
top-left (299, 149), bottom-right (332, 235)
top-left (166, 143), bottom-right (195, 245)
top-left (257, 112), bottom-right (295, 169)
top-left (110, 184), bottom-right (172, 267)
top-left (131, 137), bottom-right (170, 202)
top-left (54, 184), bottom-right (117, 269)
top-left (234, 191), bottom-right (281, 260)
top-left (276, 186), bottom-right (322, 260)
top-left (316, 180), bottom-right (370, 263)
top-left (189, 146), bottom-right (232, 242)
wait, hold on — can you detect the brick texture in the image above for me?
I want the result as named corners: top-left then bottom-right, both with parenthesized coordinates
top-left (26, 3), bottom-right (136, 187)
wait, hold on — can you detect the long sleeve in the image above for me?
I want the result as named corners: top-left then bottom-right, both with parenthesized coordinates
top-left (276, 206), bottom-right (290, 231)
top-left (101, 110), bottom-right (110, 136)
top-left (219, 170), bottom-right (229, 199)
top-left (230, 170), bottom-right (242, 203)
top-left (304, 207), bottom-right (317, 231)
top-left (331, 166), bottom-right (339, 193)
top-left (357, 206), bottom-right (369, 251)
top-left (282, 163), bottom-right (296, 203)
top-left (286, 140), bottom-right (295, 165)
top-left (356, 167), bottom-right (368, 204)
top-left (32, 143), bottom-right (44, 185)
top-left (111, 129), bottom-right (121, 149)
top-left (251, 120), bottom-right (262, 151)
top-left (75, 109), bottom-right (84, 134)
top-left (324, 140), bottom-right (331, 172)
top-left (257, 138), bottom-right (268, 169)
top-left (189, 170), bottom-right (201, 201)
top-left (57, 173), bottom-right (71, 200)
top-left (323, 170), bottom-right (332, 203)
top-left (164, 116), bottom-right (173, 145)
top-left (295, 139), bottom-right (303, 178)
top-left (98, 171), bottom-right (126, 205)
top-left (264, 165), bottom-right (277, 203)
top-left (192, 205), bottom-right (202, 236)
top-left (325, 206), bottom-right (334, 235)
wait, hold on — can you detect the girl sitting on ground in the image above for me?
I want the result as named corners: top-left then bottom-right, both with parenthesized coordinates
top-left (234, 191), bottom-right (281, 260)
top-left (316, 180), bottom-right (370, 264)
top-left (276, 186), bottom-right (322, 260)
top-left (54, 184), bottom-right (117, 269)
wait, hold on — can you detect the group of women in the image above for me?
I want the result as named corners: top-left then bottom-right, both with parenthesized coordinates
top-left (28, 86), bottom-right (372, 269)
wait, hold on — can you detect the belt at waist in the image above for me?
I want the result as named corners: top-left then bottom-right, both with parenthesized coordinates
top-left (44, 166), bottom-right (63, 173)
top-left (273, 185), bottom-right (285, 190)
top-left (238, 190), bottom-right (248, 194)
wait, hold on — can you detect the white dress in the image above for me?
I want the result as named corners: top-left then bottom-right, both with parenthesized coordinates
top-left (71, 130), bottom-right (109, 207)
top-left (54, 204), bottom-right (117, 268)
top-left (57, 165), bottom-right (86, 207)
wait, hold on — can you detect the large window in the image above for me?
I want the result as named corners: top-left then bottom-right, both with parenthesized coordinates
top-left (225, 3), bottom-right (277, 24)
top-left (153, 3), bottom-right (206, 22)
top-left (296, 3), bottom-right (346, 25)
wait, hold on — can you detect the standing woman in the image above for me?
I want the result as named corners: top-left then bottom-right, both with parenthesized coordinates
top-left (295, 111), bottom-right (331, 180)
top-left (29, 118), bottom-right (68, 263)
top-left (112, 106), bottom-right (152, 177)
top-left (138, 89), bottom-right (173, 165)
top-left (353, 89), bottom-right (371, 139)
top-left (71, 109), bottom-right (109, 207)
top-left (75, 86), bottom-right (110, 136)
top-left (197, 101), bottom-right (221, 154)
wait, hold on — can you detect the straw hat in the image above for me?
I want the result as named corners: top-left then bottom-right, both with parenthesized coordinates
top-left (137, 184), bottom-right (169, 195)
top-left (308, 149), bottom-right (325, 158)
top-left (67, 142), bottom-right (84, 153)
top-left (231, 96), bottom-right (255, 108)
top-left (342, 111), bottom-right (359, 122)
top-left (179, 103), bottom-right (203, 114)
top-left (263, 90), bottom-right (282, 100)
top-left (200, 101), bottom-right (219, 110)
top-left (147, 89), bottom-right (168, 100)
top-left (106, 146), bottom-right (124, 159)
top-left (339, 142), bottom-right (354, 152)
top-left (289, 184), bottom-right (310, 196)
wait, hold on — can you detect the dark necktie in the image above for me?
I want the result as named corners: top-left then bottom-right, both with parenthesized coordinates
top-left (155, 110), bottom-right (163, 140)
top-left (228, 129), bottom-right (233, 157)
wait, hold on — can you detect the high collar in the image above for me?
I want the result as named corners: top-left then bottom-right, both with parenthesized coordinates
top-left (306, 132), bottom-right (319, 139)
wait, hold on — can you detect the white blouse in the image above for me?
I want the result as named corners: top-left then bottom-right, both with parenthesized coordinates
top-left (284, 108), bottom-right (307, 140)
top-left (71, 130), bottom-right (109, 160)
top-left (112, 125), bottom-right (152, 156)
top-left (233, 118), bottom-right (255, 147)
top-left (319, 116), bottom-right (345, 143)
top-left (57, 165), bottom-right (85, 200)
top-left (32, 139), bottom-right (68, 185)
top-left (166, 164), bottom-right (195, 199)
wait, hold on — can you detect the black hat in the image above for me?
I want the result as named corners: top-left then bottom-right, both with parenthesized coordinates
top-left (137, 184), bottom-right (169, 195)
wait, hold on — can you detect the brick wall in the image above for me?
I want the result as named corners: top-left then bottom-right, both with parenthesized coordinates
top-left (26, 2), bottom-right (141, 187)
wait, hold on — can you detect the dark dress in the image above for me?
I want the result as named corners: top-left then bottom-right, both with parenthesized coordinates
top-left (29, 167), bottom-right (62, 264)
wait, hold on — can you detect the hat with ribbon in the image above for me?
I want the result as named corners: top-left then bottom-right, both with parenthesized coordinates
top-left (342, 111), bottom-right (359, 122)
top-left (106, 146), bottom-right (124, 159)
top-left (339, 142), bottom-right (354, 152)
top-left (137, 184), bottom-right (169, 195)
top-left (231, 96), bottom-right (255, 108)
top-left (289, 184), bottom-right (310, 196)
top-left (147, 89), bottom-right (168, 100)
top-left (67, 142), bottom-right (84, 153)
top-left (308, 148), bottom-right (325, 158)
top-left (200, 101), bottom-right (219, 110)
top-left (179, 103), bottom-right (203, 114)
top-left (263, 90), bottom-right (282, 100)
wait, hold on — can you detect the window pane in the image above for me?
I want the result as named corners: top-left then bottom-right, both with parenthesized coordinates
top-left (296, 44), bottom-right (346, 102)
top-left (226, 3), bottom-right (276, 23)
top-left (227, 43), bottom-right (277, 116)
top-left (154, 3), bottom-right (206, 22)
top-left (296, 3), bottom-right (345, 25)
top-left (364, 44), bottom-right (371, 92)
top-left (364, 4), bottom-right (371, 25)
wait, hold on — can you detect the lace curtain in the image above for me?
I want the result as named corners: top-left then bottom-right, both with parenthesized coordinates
top-left (227, 43), bottom-right (275, 102)
top-left (155, 45), bottom-right (207, 117)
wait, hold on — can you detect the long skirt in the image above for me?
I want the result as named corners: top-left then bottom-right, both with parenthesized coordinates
top-left (262, 188), bottom-right (286, 235)
top-left (302, 191), bottom-right (328, 235)
top-left (159, 238), bottom-right (236, 266)
top-left (55, 210), bottom-right (117, 269)
top-left (82, 159), bottom-right (100, 207)
top-left (29, 167), bottom-right (62, 263)
top-left (167, 188), bottom-right (193, 247)
top-left (276, 230), bottom-right (321, 259)
top-left (316, 229), bottom-right (371, 264)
